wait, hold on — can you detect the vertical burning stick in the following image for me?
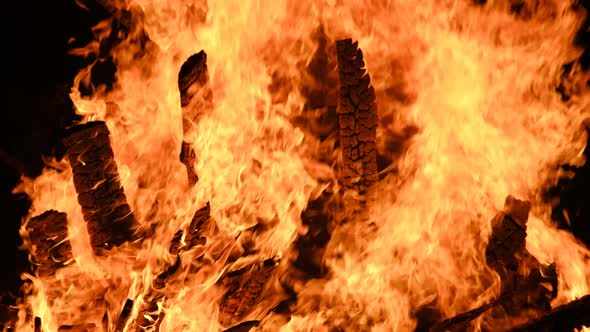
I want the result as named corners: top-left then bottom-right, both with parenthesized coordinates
top-left (429, 196), bottom-right (558, 331)
top-left (178, 50), bottom-right (214, 187)
top-left (62, 121), bottom-right (139, 254)
top-left (485, 196), bottom-right (557, 313)
top-left (26, 210), bottom-right (74, 277)
top-left (335, 39), bottom-right (378, 196)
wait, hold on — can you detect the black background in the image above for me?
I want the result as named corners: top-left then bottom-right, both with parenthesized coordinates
top-left (0, 1), bottom-right (106, 301)
top-left (0, 0), bottom-right (590, 304)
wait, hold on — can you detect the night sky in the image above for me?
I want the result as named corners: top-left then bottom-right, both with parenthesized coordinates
top-left (1, 0), bottom-right (590, 306)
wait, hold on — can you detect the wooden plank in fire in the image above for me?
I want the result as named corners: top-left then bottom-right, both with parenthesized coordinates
top-left (62, 121), bottom-right (140, 254)
top-left (177, 51), bottom-right (214, 187)
top-left (26, 210), bottom-right (74, 277)
top-left (335, 38), bottom-right (378, 196)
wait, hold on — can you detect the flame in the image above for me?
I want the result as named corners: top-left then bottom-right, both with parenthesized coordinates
top-left (11, 0), bottom-right (590, 331)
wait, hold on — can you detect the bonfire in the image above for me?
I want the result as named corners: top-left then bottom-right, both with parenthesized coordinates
top-left (6, 0), bottom-right (590, 331)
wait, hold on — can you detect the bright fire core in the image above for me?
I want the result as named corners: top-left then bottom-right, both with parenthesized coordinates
top-left (12, 0), bottom-right (590, 331)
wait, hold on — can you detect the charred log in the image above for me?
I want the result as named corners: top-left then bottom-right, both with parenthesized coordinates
top-left (486, 196), bottom-right (531, 272)
top-left (179, 142), bottom-right (198, 187)
top-left (335, 38), bottom-right (378, 195)
top-left (178, 51), bottom-right (214, 187)
top-left (291, 24), bottom-right (340, 143)
top-left (427, 196), bottom-right (559, 331)
top-left (179, 51), bottom-right (213, 116)
top-left (62, 121), bottom-right (139, 254)
top-left (485, 195), bottom-right (558, 318)
top-left (414, 301), bottom-right (445, 332)
top-left (218, 257), bottom-right (279, 327)
top-left (34, 317), bottom-right (41, 332)
top-left (292, 190), bottom-right (333, 278)
top-left (26, 210), bottom-right (74, 277)
top-left (508, 294), bottom-right (590, 332)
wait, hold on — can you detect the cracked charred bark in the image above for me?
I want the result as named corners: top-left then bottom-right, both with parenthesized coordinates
top-left (485, 196), bottom-right (557, 319)
top-left (62, 121), bottom-right (139, 254)
top-left (426, 196), bottom-right (559, 331)
top-left (26, 210), bottom-right (74, 277)
top-left (335, 38), bottom-right (378, 196)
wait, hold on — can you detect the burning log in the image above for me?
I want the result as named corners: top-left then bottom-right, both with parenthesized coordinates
top-left (270, 37), bottom-right (379, 330)
top-left (218, 257), bottom-right (280, 327)
top-left (35, 317), bottom-right (41, 332)
top-left (26, 210), bottom-right (74, 277)
top-left (179, 142), bottom-right (198, 187)
top-left (178, 51), bottom-right (214, 187)
top-left (335, 38), bottom-right (378, 196)
top-left (428, 196), bottom-right (559, 331)
top-left (509, 294), bottom-right (590, 332)
top-left (62, 121), bottom-right (139, 254)
top-left (486, 196), bottom-right (532, 272)
top-left (291, 24), bottom-right (340, 145)
top-left (485, 196), bottom-right (557, 317)
top-left (291, 190), bottom-right (333, 277)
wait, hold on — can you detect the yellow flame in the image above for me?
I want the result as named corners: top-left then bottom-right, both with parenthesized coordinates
top-left (13, 0), bottom-right (590, 331)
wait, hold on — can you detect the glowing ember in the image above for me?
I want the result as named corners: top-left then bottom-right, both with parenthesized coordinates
top-left (9, 0), bottom-right (590, 331)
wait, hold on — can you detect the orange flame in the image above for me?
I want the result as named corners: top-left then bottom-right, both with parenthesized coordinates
top-left (12, 0), bottom-right (590, 331)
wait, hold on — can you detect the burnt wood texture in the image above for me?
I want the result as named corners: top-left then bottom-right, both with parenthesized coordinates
top-left (335, 39), bottom-right (378, 195)
top-left (218, 257), bottom-right (279, 327)
top-left (26, 210), bottom-right (74, 277)
top-left (62, 121), bottom-right (138, 253)
top-left (486, 196), bottom-right (557, 317)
